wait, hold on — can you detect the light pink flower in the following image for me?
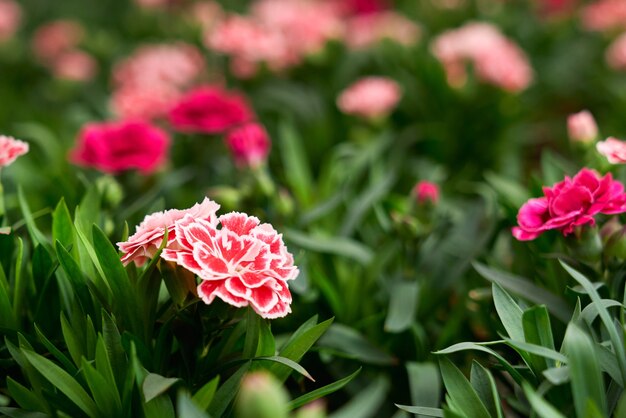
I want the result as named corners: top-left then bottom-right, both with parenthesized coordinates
top-left (71, 120), bottom-right (170, 175)
top-left (32, 20), bottom-right (84, 63)
top-left (0, 135), bottom-right (28, 168)
top-left (431, 22), bottom-right (533, 92)
top-left (187, 1), bottom-right (223, 30)
top-left (118, 198), bottom-right (220, 267)
top-left (161, 212), bottom-right (298, 318)
top-left (226, 123), bottom-right (271, 168)
top-left (512, 168), bottom-right (626, 240)
top-left (581, 0), bottom-right (626, 32)
top-left (111, 85), bottom-right (181, 121)
top-left (134, 0), bottom-right (170, 9)
top-left (0, 0), bottom-right (21, 42)
top-left (337, 76), bottom-right (401, 119)
top-left (568, 110), bottom-right (598, 143)
top-left (168, 85), bottom-right (254, 134)
top-left (414, 181), bottom-right (439, 205)
top-left (345, 11), bottom-right (420, 50)
top-left (597, 137), bottom-right (626, 164)
top-left (606, 33), bottom-right (626, 71)
top-left (52, 50), bottom-right (98, 82)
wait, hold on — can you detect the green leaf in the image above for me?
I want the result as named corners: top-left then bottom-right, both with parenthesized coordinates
top-left (580, 299), bottom-right (623, 326)
top-left (522, 305), bottom-right (556, 372)
top-left (438, 358), bottom-right (491, 418)
top-left (208, 361), bottom-right (251, 417)
top-left (0, 263), bottom-right (16, 329)
top-left (318, 324), bottom-right (395, 366)
top-left (284, 229), bottom-right (374, 265)
top-left (143, 373), bottom-right (181, 403)
top-left (473, 262), bottom-right (571, 323)
top-left (395, 405), bottom-right (444, 417)
top-left (177, 391), bottom-right (210, 418)
top-left (256, 356), bottom-right (314, 381)
top-left (53, 198), bottom-right (76, 252)
top-left (522, 382), bottom-right (566, 418)
top-left (34, 323), bottom-right (77, 375)
top-left (95, 337), bottom-right (119, 396)
top-left (270, 317), bottom-right (333, 382)
top-left (470, 361), bottom-right (503, 418)
top-left (329, 377), bottom-right (388, 418)
top-left (60, 313), bottom-right (83, 367)
top-left (287, 368), bottom-right (361, 411)
top-left (503, 339), bottom-right (568, 364)
top-left (279, 121), bottom-right (314, 208)
top-left (56, 241), bottom-right (93, 314)
top-left (256, 319), bottom-right (276, 357)
top-left (492, 283), bottom-right (525, 342)
top-left (0, 407), bottom-right (49, 418)
top-left (22, 350), bottom-right (100, 418)
top-left (560, 261), bottom-right (626, 385)
top-left (17, 186), bottom-right (50, 250)
top-left (101, 310), bottom-right (126, 390)
top-left (6, 377), bottom-right (48, 413)
top-left (484, 172), bottom-right (530, 210)
top-left (243, 307), bottom-right (261, 359)
top-left (406, 362), bottom-right (440, 411)
top-left (191, 376), bottom-right (219, 411)
top-left (563, 324), bottom-right (607, 417)
top-left (81, 358), bottom-right (122, 418)
top-left (384, 281), bottom-right (418, 333)
top-left (12, 237), bottom-right (25, 318)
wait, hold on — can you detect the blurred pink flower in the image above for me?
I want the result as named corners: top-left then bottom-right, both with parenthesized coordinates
top-left (168, 85), bottom-right (254, 134)
top-left (606, 33), bottom-right (626, 71)
top-left (581, 0), bottom-right (626, 32)
top-left (431, 22), bottom-right (533, 92)
top-left (71, 120), bottom-right (170, 174)
top-left (597, 137), bottom-right (626, 164)
top-left (118, 197), bottom-right (220, 267)
top-left (187, 1), bottom-right (223, 30)
top-left (414, 181), bottom-right (440, 205)
top-left (337, 76), bottom-right (401, 119)
top-left (0, 135), bottom-right (28, 168)
top-left (52, 50), bottom-right (98, 82)
top-left (134, 0), bottom-right (172, 9)
top-left (0, 0), bottom-right (21, 42)
top-left (567, 110), bottom-right (598, 143)
top-left (343, 0), bottom-right (389, 15)
top-left (345, 11), bottom-right (421, 49)
top-left (32, 20), bottom-right (84, 63)
top-left (226, 123), bottom-right (271, 168)
top-left (512, 168), bottom-right (626, 240)
top-left (111, 85), bottom-right (181, 121)
top-left (161, 212), bottom-right (298, 318)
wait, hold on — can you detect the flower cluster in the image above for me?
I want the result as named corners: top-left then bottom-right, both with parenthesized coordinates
top-left (344, 11), bottom-right (420, 50)
top-left (431, 22), bottom-right (533, 92)
top-left (512, 168), bottom-right (626, 240)
top-left (31, 20), bottom-right (97, 82)
top-left (337, 76), bottom-right (401, 120)
top-left (70, 120), bottom-right (170, 174)
top-left (118, 198), bottom-right (298, 318)
top-left (0, 135), bottom-right (29, 168)
top-left (0, 0), bottom-right (21, 43)
top-left (581, 0), bottom-right (626, 32)
top-left (111, 43), bottom-right (205, 120)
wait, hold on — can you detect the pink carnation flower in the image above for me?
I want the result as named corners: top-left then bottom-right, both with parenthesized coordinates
top-left (337, 76), bottom-right (401, 119)
top-left (111, 85), bottom-right (181, 121)
top-left (431, 22), bottom-right (533, 92)
top-left (568, 110), bottom-right (598, 143)
top-left (0, 135), bottom-right (29, 168)
top-left (512, 168), bottom-right (626, 240)
top-left (606, 33), bottom-right (626, 71)
top-left (343, 0), bottom-right (389, 15)
top-left (345, 11), bottom-right (421, 50)
top-left (226, 123), bottom-right (271, 168)
top-left (597, 137), bottom-right (626, 164)
top-left (52, 50), bottom-right (98, 82)
top-left (168, 85), bottom-right (254, 134)
top-left (161, 212), bottom-right (298, 318)
top-left (71, 120), bottom-right (170, 175)
top-left (0, 0), bottom-right (21, 42)
top-left (581, 0), bottom-right (626, 32)
top-left (32, 20), bottom-right (84, 63)
top-left (118, 198), bottom-right (220, 267)
top-left (414, 181), bottom-right (440, 205)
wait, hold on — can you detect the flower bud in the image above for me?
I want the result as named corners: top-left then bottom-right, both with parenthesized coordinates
top-left (294, 400), bottom-right (327, 418)
top-left (235, 372), bottom-right (289, 418)
top-left (567, 110), bottom-right (598, 143)
top-left (225, 122), bottom-right (271, 169)
top-left (413, 181), bottom-right (439, 205)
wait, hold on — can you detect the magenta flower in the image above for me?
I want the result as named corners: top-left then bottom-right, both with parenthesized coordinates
top-left (597, 137), bottom-right (626, 164)
top-left (512, 168), bottom-right (626, 241)
top-left (168, 86), bottom-right (254, 134)
top-left (118, 198), bottom-right (221, 267)
top-left (567, 110), bottom-right (598, 143)
top-left (225, 122), bottom-right (271, 168)
top-left (0, 135), bottom-right (29, 168)
top-left (414, 181), bottom-right (439, 205)
top-left (337, 76), bottom-right (401, 120)
top-left (161, 212), bottom-right (298, 318)
top-left (71, 120), bottom-right (170, 175)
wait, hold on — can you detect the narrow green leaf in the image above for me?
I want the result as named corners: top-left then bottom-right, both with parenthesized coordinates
top-left (542, 366), bottom-right (569, 385)
top-left (95, 337), bottom-right (119, 396)
top-left (101, 310), bottom-right (126, 390)
top-left (385, 281), bottom-right (418, 333)
top-left (52, 198), bottom-right (76, 252)
top-left (12, 237), bottom-right (25, 318)
top-left (191, 376), bottom-right (219, 411)
top-left (81, 358), bottom-right (122, 418)
top-left (208, 361), bottom-right (251, 417)
top-left (60, 313), bottom-right (83, 367)
top-left (279, 122), bottom-right (313, 207)
top-left (256, 356), bottom-right (314, 381)
top-left (438, 358), bottom-right (491, 418)
top-left (503, 339), bottom-right (568, 364)
top-left (34, 323), bottom-right (77, 375)
top-left (288, 368), bottom-right (361, 411)
top-left (470, 361), bottom-right (503, 418)
top-left (256, 319), bottom-right (276, 357)
top-left (56, 241), bottom-right (93, 314)
top-left (17, 186), bottom-right (49, 250)
top-left (22, 350), bottom-right (100, 418)
top-left (474, 262), bottom-right (570, 322)
top-left (6, 377), bottom-right (48, 413)
top-left (580, 299), bottom-right (623, 326)
top-left (0, 263), bottom-right (16, 329)
top-left (0, 407), bottom-right (49, 418)
top-left (243, 307), bottom-right (261, 359)
top-left (283, 229), bottom-right (373, 265)
top-left (522, 382), bottom-right (566, 418)
top-left (177, 391), bottom-right (210, 418)
top-left (395, 405), bottom-right (444, 417)
top-left (563, 324), bottom-right (607, 417)
top-left (522, 305), bottom-right (556, 372)
top-left (328, 377), bottom-right (388, 418)
top-left (318, 323), bottom-right (395, 366)
top-left (143, 373), bottom-right (181, 403)
top-left (492, 283), bottom-right (525, 341)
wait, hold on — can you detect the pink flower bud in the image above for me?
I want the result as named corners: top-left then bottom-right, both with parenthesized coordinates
top-left (225, 122), bottom-right (271, 168)
top-left (414, 181), bottom-right (439, 205)
top-left (567, 110), bottom-right (598, 143)
top-left (337, 76), bottom-right (401, 120)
